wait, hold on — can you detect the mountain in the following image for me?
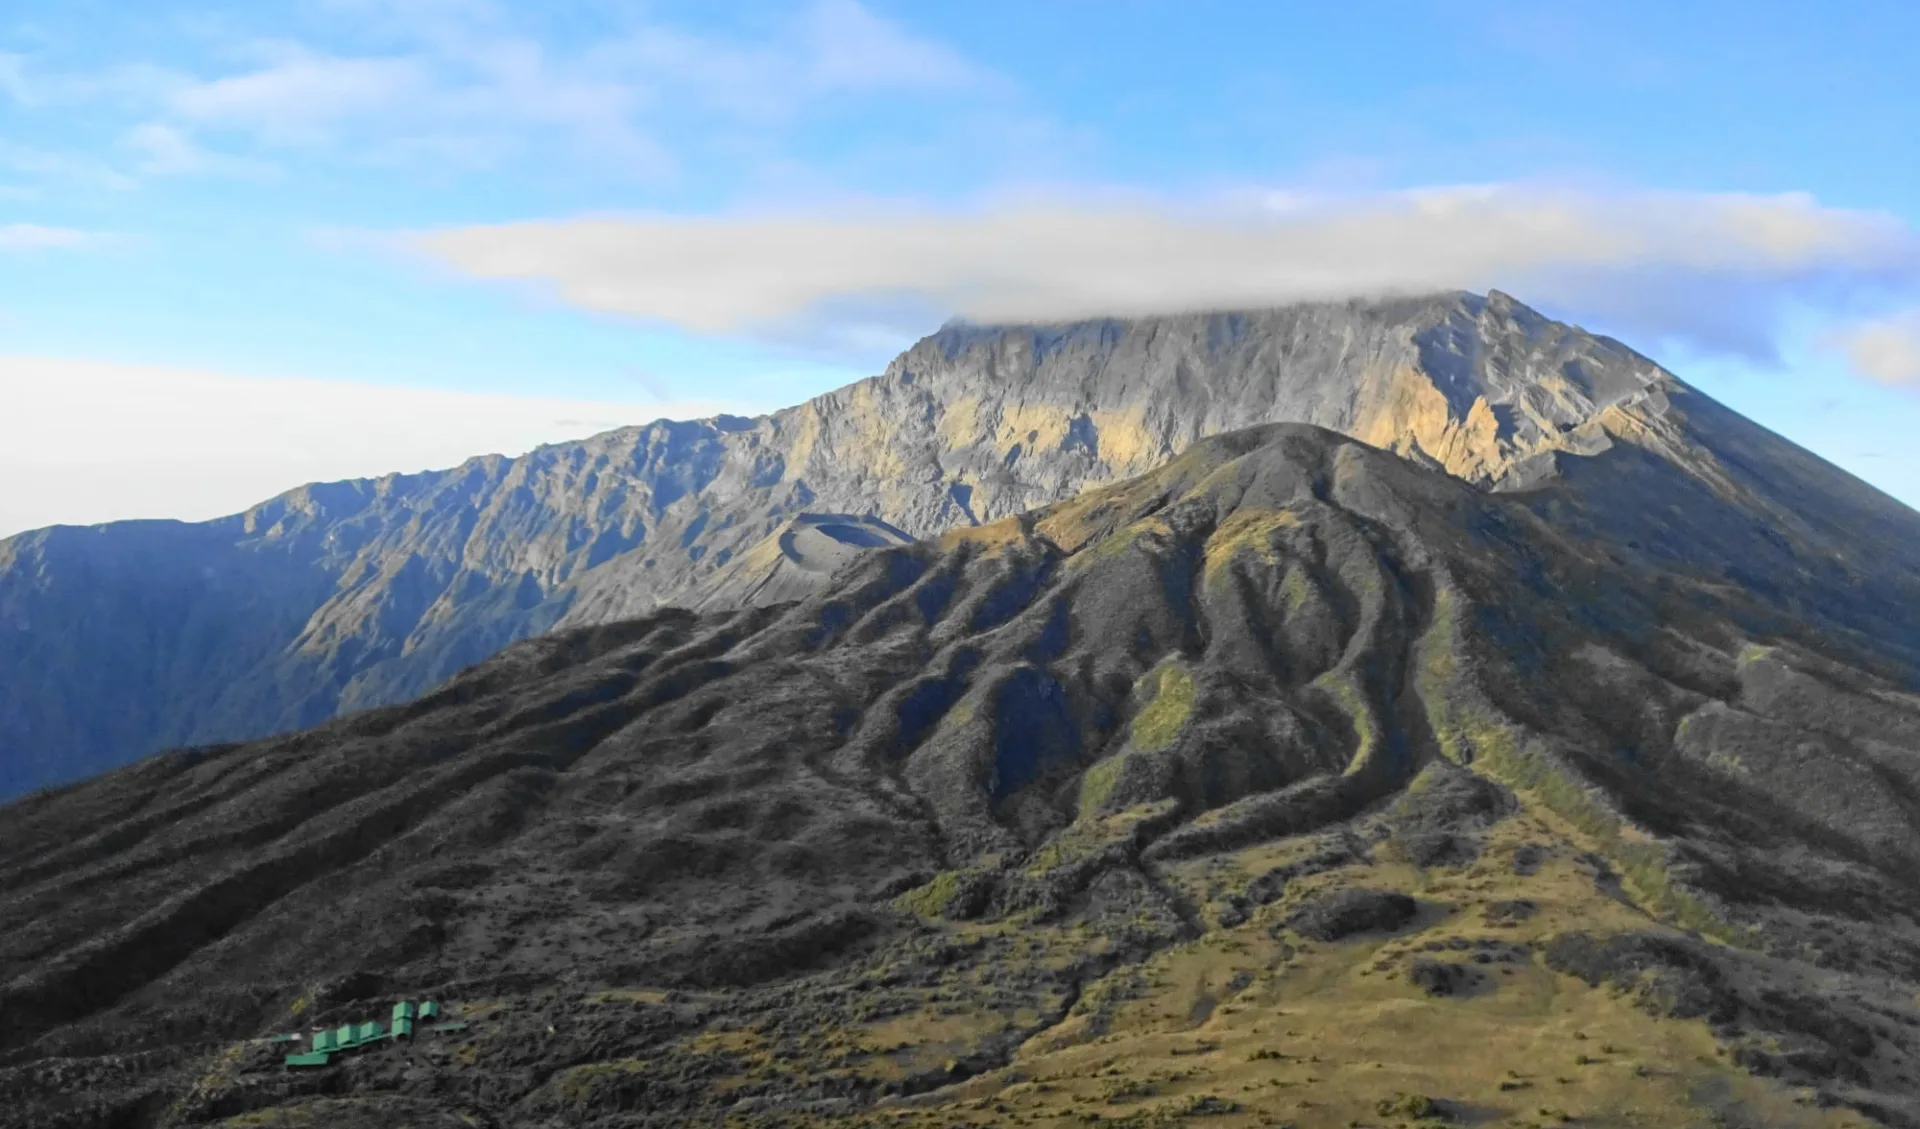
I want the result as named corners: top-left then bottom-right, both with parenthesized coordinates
top-left (5, 421), bottom-right (1920, 1129)
top-left (3, 290), bottom-right (1749, 799)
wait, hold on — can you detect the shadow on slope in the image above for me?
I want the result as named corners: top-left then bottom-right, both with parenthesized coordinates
top-left (4, 424), bottom-right (1920, 1127)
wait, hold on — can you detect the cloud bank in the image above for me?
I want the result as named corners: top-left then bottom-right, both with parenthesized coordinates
top-left (410, 186), bottom-right (1920, 363)
top-left (1835, 312), bottom-right (1920, 385)
top-left (0, 356), bottom-right (755, 537)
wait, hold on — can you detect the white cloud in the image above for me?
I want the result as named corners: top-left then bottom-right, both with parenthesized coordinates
top-left (170, 51), bottom-right (423, 142)
top-left (0, 223), bottom-right (110, 251)
top-left (0, 50), bottom-right (180, 109)
top-left (0, 139), bottom-right (135, 189)
top-left (122, 122), bottom-right (276, 178)
top-left (123, 122), bottom-right (198, 170)
top-left (600, 1), bottom-right (991, 130)
top-left (1834, 312), bottom-right (1920, 385)
top-left (0, 2), bottom-right (1006, 191)
top-left (801, 0), bottom-right (990, 92)
top-left (406, 186), bottom-right (1920, 358)
top-left (41, 0), bottom-right (984, 179)
top-left (0, 355), bottom-right (758, 537)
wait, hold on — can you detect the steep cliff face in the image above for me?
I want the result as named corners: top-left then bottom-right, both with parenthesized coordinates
top-left (553, 289), bottom-right (1672, 624)
top-left (3, 290), bottom-right (1914, 797)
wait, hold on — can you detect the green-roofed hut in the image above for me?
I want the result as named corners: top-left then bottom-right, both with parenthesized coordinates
top-left (420, 1001), bottom-right (439, 1019)
top-left (312, 1029), bottom-right (339, 1053)
top-left (355, 1020), bottom-right (383, 1043)
top-left (392, 1001), bottom-right (417, 1022)
top-left (334, 1024), bottom-right (357, 1049)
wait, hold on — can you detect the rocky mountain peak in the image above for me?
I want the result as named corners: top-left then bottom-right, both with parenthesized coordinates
top-left (871, 290), bottom-right (1670, 497)
top-left (1, 292), bottom-right (1907, 799)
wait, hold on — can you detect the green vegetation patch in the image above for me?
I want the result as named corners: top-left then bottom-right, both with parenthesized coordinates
top-left (893, 868), bottom-right (1001, 920)
top-left (1077, 753), bottom-right (1136, 818)
top-left (1470, 728), bottom-right (1741, 943)
top-left (1200, 507), bottom-right (1296, 580)
top-left (1075, 514), bottom-right (1177, 570)
top-left (1414, 582), bottom-right (1747, 944)
top-left (555, 1058), bottom-right (653, 1106)
top-left (896, 870), bottom-right (966, 919)
top-left (1310, 668), bottom-right (1383, 780)
top-left (1278, 561), bottom-right (1318, 615)
top-left (1131, 662), bottom-right (1196, 753)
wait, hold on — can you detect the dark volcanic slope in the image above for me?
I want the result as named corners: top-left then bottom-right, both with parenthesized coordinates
top-left (5, 424), bottom-right (1920, 1128)
top-left (26, 289), bottom-right (1916, 799)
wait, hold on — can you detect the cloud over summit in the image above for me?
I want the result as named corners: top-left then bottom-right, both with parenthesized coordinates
top-left (410, 186), bottom-right (1920, 362)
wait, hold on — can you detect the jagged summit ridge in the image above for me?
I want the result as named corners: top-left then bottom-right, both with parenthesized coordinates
top-left (867, 288), bottom-right (1665, 495)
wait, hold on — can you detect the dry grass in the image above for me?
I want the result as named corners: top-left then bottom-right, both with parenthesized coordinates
top-left (1201, 508), bottom-right (1300, 580)
top-left (938, 516), bottom-right (1030, 551)
top-left (799, 799), bottom-right (1874, 1129)
top-left (212, 795), bottom-right (1886, 1129)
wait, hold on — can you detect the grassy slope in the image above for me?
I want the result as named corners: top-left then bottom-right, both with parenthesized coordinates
top-left (16, 425), bottom-right (1918, 1129)
top-left (828, 799), bottom-right (1870, 1129)
top-left (203, 790), bottom-right (1878, 1129)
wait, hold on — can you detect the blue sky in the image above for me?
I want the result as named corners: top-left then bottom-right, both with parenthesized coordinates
top-left (3, 0), bottom-right (1919, 534)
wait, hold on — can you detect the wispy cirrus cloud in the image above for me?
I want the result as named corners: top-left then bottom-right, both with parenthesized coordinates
top-left (0, 0), bottom-right (1004, 188)
top-left (0, 139), bottom-right (136, 190)
top-left (168, 50), bottom-right (424, 142)
top-left (407, 185), bottom-right (1920, 362)
top-left (600, 1), bottom-right (990, 127)
top-left (797, 0), bottom-right (992, 93)
top-left (0, 52), bottom-right (26, 103)
top-left (121, 122), bottom-right (277, 178)
top-left (0, 223), bottom-right (113, 251)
